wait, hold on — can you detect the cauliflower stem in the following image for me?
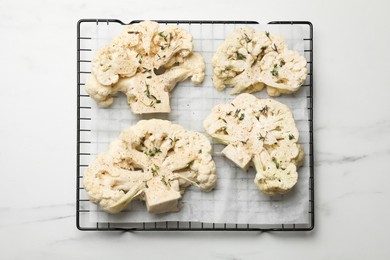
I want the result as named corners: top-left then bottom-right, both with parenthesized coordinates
top-left (105, 183), bottom-right (145, 213)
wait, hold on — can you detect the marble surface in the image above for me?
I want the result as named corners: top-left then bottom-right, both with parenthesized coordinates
top-left (0, 0), bottom-right (389, 259)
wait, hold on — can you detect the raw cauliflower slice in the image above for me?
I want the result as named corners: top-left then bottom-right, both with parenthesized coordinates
top-left (83, 119), bottom-right (217, 214)
top-left (212, 27), bottom-right (307, 96)
top-left (85, 21), bottom-right (205, 114)
top-left (203, 93), bottom-right (303, 195)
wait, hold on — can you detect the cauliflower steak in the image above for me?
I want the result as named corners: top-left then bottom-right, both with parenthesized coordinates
top-left (83, 119), bottom-right (217, 214)
top-left (85, 21), bottom-right (205, 114)
top-left (212, 27), bottom-right (307, 96)
top-left (203, 93), bottom-right (303, 195)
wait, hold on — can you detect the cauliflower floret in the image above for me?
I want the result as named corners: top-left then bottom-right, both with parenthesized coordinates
top-left (91, 46), bottom-right (118, 86)
top-left (85, 21), bottom-right (205, 114)
top-left (253, 152), bottom-right (298, 196)
top-left (260, 50), bottom-right (308, 96)
top-left (122, 21), bottom-right (159, 55)
top-left (212, 27), bottom-right (307, 96)
top-left (83, 119), bottom-right (217, 214)
top-left (203, 93), bottom-right (303, 195)
top-left (152, 25), bottom-right (193, 69)
top-left (159, 53), bottom-right (205, 91)
top-left (85, 74), bottom-right (122, 107)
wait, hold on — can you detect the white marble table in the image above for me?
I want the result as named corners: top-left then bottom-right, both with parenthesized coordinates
top-left (1, 0), bottom-right (389, 259)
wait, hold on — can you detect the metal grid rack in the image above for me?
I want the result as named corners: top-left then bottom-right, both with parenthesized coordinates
top-left (76, 19), bottom-right (314, 231)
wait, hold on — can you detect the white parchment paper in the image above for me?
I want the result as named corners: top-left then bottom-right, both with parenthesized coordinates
top-left (81, 22), bottom-right (310, 225)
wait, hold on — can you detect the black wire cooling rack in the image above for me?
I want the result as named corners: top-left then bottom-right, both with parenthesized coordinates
top-left (76, 19), bottom-right (314, 231)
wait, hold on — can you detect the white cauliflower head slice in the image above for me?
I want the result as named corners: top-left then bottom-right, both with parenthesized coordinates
top-left (83, 119), bottom-right (217, 214)
top-left (212, 27), bottom-right (307, 96)
top-left (85, 21), bottom-right (205, 114)
top-left (203, 93), bottom-right (303, 195)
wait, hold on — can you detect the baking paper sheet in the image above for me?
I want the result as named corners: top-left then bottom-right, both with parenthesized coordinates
top-left (80, 22), bottom-right (310, 225)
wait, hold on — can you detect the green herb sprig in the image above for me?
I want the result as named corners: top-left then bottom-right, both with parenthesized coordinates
top-left (161, 175), bottom-right (170, 187)
top-left (234, 109), bottom-right (241, 118)
top-left (239, 113), bottom-right (245, 121)
top-left (260, 105), bottom-right (269, 115)
top-left (272, 157), bottom-right (280, 169)
top-left (244, 33), bottom-right (252, 43)
top-left (144, 147), bottom-right (162, 157)
top-left (271, 43), bottom-right (279, 53)
top-left (169, 137), bottom-right (178, 144)
top-left (236, 51), bottom-right (246, 60)
top-left (151, 164), bottom-right (159, 176)
top-left (144, 84), bottom-right (161, 107)
top-left (258, 133), bottom-right (265, 141)
top-left (158, 32), bottom-right (168, 42)
top-left (271, 64), bottom-right (279, 77)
